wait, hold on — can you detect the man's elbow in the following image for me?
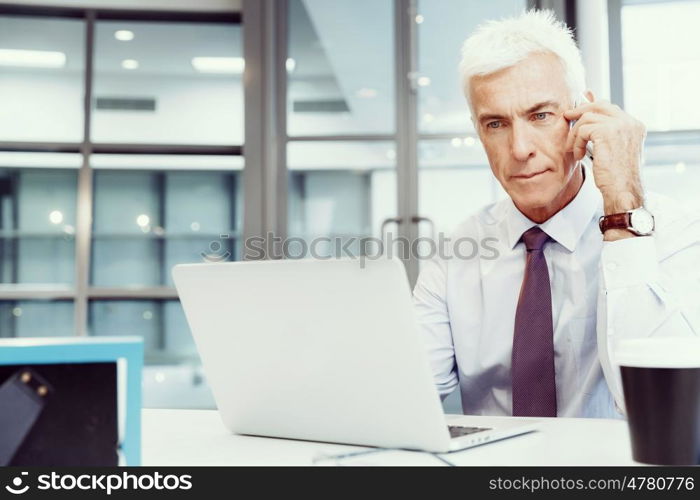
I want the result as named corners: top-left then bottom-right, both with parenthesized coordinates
top-left (436, 376), bottom-right (459, 401)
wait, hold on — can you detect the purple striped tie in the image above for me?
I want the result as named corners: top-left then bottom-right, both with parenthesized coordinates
top-left (511, 226), bottom-right (557, 417)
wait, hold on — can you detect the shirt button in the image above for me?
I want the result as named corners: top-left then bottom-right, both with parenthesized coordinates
top-left (606, 262), bottom-right (618, 271)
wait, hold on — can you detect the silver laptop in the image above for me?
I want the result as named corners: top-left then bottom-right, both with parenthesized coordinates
top-left (172, 257), bottom-right (538, 453)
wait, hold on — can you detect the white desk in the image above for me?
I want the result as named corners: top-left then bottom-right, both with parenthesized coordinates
top-left (142, 409), bottom-right (639, 466)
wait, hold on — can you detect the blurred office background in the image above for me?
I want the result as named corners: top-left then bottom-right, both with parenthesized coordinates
top-left (0, 0), bottom-right (698, 411)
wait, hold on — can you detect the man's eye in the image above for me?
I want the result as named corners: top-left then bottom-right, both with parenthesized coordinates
top-left (486, 121), bottom-right (501, 129)
top-left (534, 112), bottom-right (549, 120)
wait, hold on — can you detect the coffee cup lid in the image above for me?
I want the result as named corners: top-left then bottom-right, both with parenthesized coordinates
top-left (615, 337), bottom-right (700, 368)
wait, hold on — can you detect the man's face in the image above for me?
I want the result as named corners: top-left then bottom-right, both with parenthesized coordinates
top-left (469, 52), bottom-right (579, 221)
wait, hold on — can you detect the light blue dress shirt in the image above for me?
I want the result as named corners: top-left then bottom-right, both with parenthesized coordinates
top-left (413, 169), bottom-right (700, 418)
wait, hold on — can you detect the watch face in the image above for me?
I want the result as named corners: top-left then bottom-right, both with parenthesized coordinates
top-left (631, 209), bottom-right (655, 235)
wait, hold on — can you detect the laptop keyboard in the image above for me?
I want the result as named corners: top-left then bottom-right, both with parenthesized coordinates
top-left (448, 425), bottom-right (492, 438)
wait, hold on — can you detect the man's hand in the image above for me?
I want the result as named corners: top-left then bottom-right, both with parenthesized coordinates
top-left (564, 93), bottom-right (647, 241)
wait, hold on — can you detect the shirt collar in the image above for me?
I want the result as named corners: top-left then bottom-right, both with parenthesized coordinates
top-left (504, 166), bottom-right (602, 252)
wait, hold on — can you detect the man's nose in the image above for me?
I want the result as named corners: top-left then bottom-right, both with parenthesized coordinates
top-left (510, 121), bottom-right (537, 162)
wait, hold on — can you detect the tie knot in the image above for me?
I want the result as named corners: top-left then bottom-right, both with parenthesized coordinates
top-left (521, 226), bottom-right (550, 251)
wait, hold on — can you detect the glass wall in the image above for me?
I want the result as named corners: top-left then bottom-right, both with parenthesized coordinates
top-left (90, 157), bottom-right (243, 288)
top-left (287, 0), bottom-right (394, 137)
top-left (0, 300), bottom-right (74, 337)
top-left (88, 299), bottom-right (196, 362)
top-left (0, 8), bottom-right (243, 409)
top-left (92, 21), bottom-right (243, 145)
top-left (416, 0), bottom-right (526, 237)
top-left (619, 0), bottom-right (700, 212)
top-left (287, 0), bottom-right (396, 252)
top-left (621, 0), bottom-right (700, 132)
top-left (287, 141), bottom-right (396, 254)
top-left (0, 154), bottom-right (81, 287)
top-left (0, 16), bottom-right (85, 142)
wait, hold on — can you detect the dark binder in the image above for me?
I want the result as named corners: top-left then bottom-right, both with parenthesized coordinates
top-left (0, 369), bottom-right (50, 466)
top-left (0, 363), bottom-right (119, 466)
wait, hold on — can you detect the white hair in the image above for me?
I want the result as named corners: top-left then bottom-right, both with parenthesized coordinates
top-left (458, 9), bottom-right (586, 114)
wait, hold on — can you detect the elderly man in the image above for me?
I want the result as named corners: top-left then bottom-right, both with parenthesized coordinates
top-left (413, 10), bottom-right (700, 418)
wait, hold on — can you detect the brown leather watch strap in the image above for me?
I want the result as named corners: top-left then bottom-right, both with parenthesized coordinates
top-left (598, 212), bottom-right (631, 233)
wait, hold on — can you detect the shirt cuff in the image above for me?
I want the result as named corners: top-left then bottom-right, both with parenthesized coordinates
top-left (601, 236), bottom-right (659, 290)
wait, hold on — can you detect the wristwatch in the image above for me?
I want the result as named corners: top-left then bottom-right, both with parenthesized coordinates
top-left (598, 207), bottom-right (655, 236)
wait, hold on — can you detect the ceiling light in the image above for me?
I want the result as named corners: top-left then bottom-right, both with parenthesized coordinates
top-left (49, 210), bottom-right (64, 224)
top-left (191, 57), bottom-right (245, 74)
top-left (114, 30), bottom-right (134, 41)
top-left (415, 14), bottom-right (425, 24)
top-left (357, 88), bottom-right (378, 98)
top-left (0, 49), bottom-right (66, 68)
top-left (417, 76), bottom-right (431, 87)
top-left (121, 59), bottom-right (139, 70)
top-left (136, 214), bottom-right (150, 227)
top-left (451, 137), bottom-right (462, 148)
top-left (463, 136), bottom-right (476, 147)
top-left (286, 57), bottom-right (296, 72)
